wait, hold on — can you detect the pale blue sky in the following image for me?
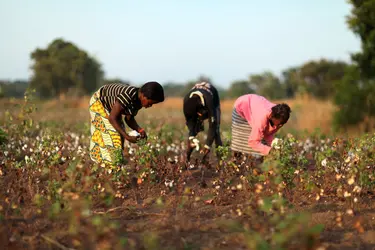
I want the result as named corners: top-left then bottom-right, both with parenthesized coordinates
top-left (0, 0), bottom-right (361, 87)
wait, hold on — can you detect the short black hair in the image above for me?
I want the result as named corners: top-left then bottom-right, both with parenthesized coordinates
top-left (140, 81), bottom-right (165, 103)
top-left (271, 103), bottom-right (291, 124)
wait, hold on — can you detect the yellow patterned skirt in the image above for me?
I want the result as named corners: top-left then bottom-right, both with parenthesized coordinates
top-left (89, 89), bottom-right (123, 165)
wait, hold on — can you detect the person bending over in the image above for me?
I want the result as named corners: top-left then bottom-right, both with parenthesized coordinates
top-left (89, 81), bottom-right (164, 165)
top-left (183, 81), bottom-right (223, 162)
top-left (231, 94), bottom-right (291, 158)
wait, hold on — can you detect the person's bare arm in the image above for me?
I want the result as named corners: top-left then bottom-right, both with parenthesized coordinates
top-left (125, 115), bottom-right (141, 131)
top-left (125, 115), bottom-right (147, 139)
top-left (109, 101), bottom-right (138, 143)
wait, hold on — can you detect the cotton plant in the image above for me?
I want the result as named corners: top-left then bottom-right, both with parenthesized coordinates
top-left (271, 137), bottom-right (283, 149)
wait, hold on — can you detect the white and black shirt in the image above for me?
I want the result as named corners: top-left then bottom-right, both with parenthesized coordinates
top-left (183, 82), bottom-right (221, 148)
top-left (99, 83), bottom-right (142, 116)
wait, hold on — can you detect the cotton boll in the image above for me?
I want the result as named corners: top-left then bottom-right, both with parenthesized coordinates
top-left (128, 130), bottom-right (140, 137)
top-left (189, 138), bottom-right (200, 151)
top-left (321, 158), bottom-right (328, 167)
top-left (192, 138), bottom-right (200, 149)
top-left (271, 138), bottom-right (283, 149)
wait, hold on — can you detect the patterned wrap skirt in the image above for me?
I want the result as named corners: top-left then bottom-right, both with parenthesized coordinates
top-left (89, 89), bottom-right (123, 165)
top-left (230, 108), bottom-right (263, 156)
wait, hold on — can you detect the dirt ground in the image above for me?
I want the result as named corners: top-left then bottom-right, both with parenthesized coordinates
top-left (1, 98), bottom-right (375, 250)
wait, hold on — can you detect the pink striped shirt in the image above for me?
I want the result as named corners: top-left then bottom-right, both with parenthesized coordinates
top-left (234, 94), bottom-right (280, 155)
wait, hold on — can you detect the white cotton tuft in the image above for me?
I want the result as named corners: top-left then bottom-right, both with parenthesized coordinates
top-left (128, 130), bottom-right (140, 137)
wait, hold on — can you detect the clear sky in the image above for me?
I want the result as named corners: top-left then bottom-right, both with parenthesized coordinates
top-left (0, 0), bottom-right (361, 87)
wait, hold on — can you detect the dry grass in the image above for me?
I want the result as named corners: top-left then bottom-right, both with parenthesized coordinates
top-left (144, 95), bottom-right (337, 135)
top-left (2, 94), bottom-right (374, 136)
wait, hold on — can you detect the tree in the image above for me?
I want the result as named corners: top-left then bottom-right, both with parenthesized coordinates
top-left (282, 60), bottom-right (348, 100)
top-left (30, 38), bottom-right (104, 98)
top-left (249, 71), bottom-right (285, 100)
top-left (162, 82), bottom-right (186, 97)
top-left (299, 59), bottom-right (348, 99)
top-left (282, 67), bottom-right (304, 98)
top-left (333, 66), bottom-right (372, 128)
top-left (347, 0), bottom-right (375, 79)
top-left (216, 85), bottom-right (228, 100)
top-left (226, 80), bottom-right (254, 98)
top-left (0, 84), bottom-right (3, 98)
top-left (0, 80), bottom-right (29, 98)
top-left (333, 0), bottom-right (375, 130)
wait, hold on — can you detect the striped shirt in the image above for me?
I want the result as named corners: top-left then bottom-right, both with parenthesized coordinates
top-left (99, 83), bottom-right (142, 116)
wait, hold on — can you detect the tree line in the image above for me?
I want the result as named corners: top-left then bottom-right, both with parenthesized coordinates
top-left (0, 0), bottom-right (374, 131)
top-left (161, 58), bottom-right (349, 100)
top-left (0, 54), bottom-right (350, 101)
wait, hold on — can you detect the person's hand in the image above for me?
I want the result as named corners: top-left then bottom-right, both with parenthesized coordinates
top-left (186, 136), bottom-right (199, 162)
top-left (200, 146), bottom-right (210, 163)
top-left (200, 147), bottom-right (210, 155)
top-left (189, 136), bottom-right (200, 151)
top-left (138, 128), bottom-right (147, 139)
top-left (125, 134), bottom-right (139, 143)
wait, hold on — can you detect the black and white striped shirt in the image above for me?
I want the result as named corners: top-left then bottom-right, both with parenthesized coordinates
top-left (99, 83), bottom-right (142, 116)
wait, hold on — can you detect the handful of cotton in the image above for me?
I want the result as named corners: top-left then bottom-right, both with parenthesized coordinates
top-left (189, 137), bottom-right (200, 151)
top-left (271, 138), bottom-right (283, 150)
top-left (128, 130), bottom-right (140, 137)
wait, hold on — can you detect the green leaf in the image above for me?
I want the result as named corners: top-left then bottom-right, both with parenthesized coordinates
top-left (258, 174), bottom-right (266, 181)
top-left (119, 237), bottom-right (128, 247)
top-left (260, 197), bottom-right (273, 213)
top-left (276, 221), bottom-right (289, 230)
top-left (49, 201), bottom-right (61, 218)
top-left (92, 215), bottom-right (102, 226)
top-left (257, 240), bottom-right (271, 250)
top-left (273, 232), bottom-right (288, 245)
top-left (308, 224), bottom-right (325, 235)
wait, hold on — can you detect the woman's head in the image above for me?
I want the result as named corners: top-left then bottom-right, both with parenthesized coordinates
top-left (139, 81), bottom-right (165, 108)
top-left (269, 103), bottom-right (291, 128)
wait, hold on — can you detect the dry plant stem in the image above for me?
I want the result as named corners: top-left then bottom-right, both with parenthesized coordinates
top-left (41, 234), bottom-right (76, 250)
top-left (92, 206), bottom-right (123, 214)
top-left (109, 212), bottom-right (166, 220)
